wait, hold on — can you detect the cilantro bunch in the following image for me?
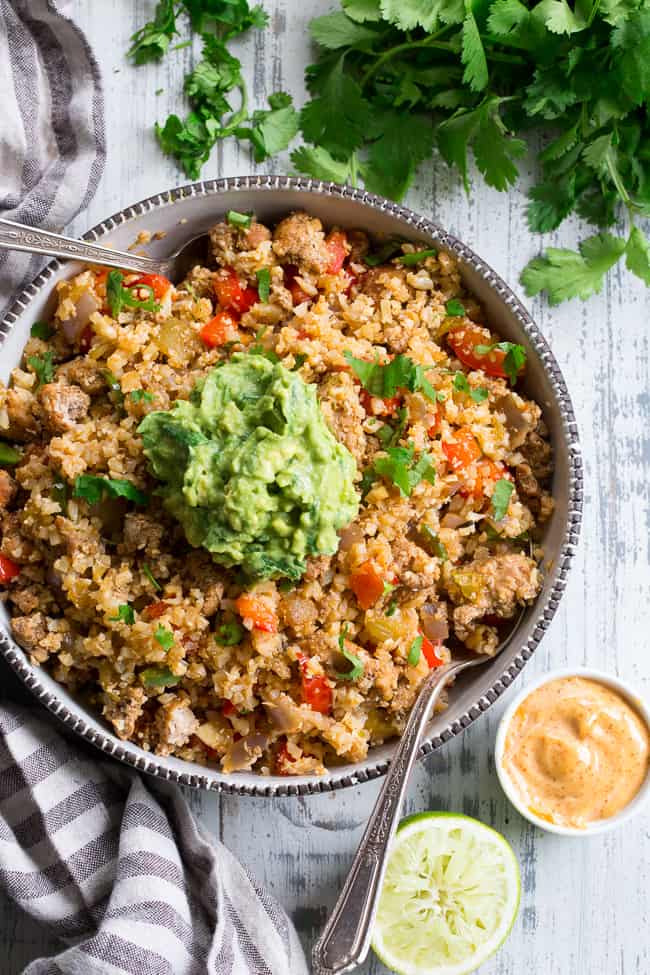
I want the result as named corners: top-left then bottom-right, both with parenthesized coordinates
top-left (289, 0), bottom-right (650, 304)
top-left (128, 1), bottom-right (299, 178)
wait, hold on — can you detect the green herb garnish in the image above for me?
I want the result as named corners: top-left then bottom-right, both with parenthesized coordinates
top-left (73, 475), bottom-right (148, 507)
top-left (51, 480), bottom-right (68, 514)
top-left (143, 563), bottom-right (162, 591)
top-left (154, 625), bottom-right (175, 651)
top-left (228, 210), bottom-right (253, 229)
top-left (396, 248), bottom-right (437, 266)
top-left (129, 389), bottom-right (155, 404)
top-left (491, 478), bottom-right (514, 522)
top-left (474, 342), bottom-right (526, 386)
top-left (104, 370), bottom-right (124, 408)
top-left (30, 321), bottom-right (54, 340)
top-left (292, 354), bottom-right (307, 371)
top-left (372, 443), bottom-right (436, 497)
top-left (453, 372), bottom-right (488, 403)
top-left (386, 598), bottom-right (398, 617)
top-left (0, 443), bottom-right (21, 466)
top-left (27, 351), bottom-right (55, 389)
top-left (106, 270), bottom-right (160, 318)
top-left (110, 604), bottom-right (135, 625)
top-left (445, 300), bottom-right (466, 318)
top-left (422, 526), bottom-right (448, 562)
top-left (140, 666), bottom-right (181, 688)
top-left (407, 635), bottom-right (423, 667)
top-left (377, 406), bottom-right (408, 449)
top-left (335, 625), bottom-right (364, 681)
top-left (215, 621), bottom-right (245, 646)
top-left (256, 267), bottom-right (271, 302)
top-left (344, 351), bottom-right (437, 403)
top-left (363, 240), bottom-right (403, 267)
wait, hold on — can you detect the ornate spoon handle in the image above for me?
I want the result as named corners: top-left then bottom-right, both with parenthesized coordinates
top-left (312, 658), bottom-right (468, 975)
top-left (0, 217), bottom-right (161, 274)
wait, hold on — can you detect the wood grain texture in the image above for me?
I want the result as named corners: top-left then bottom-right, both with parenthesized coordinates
top-left (2, 1), bottom-right (649, 971)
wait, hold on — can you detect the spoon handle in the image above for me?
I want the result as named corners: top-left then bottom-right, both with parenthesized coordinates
top-left (312, 659), bottom-right (467, 975)
top-left (0, 217), bottom-right (161, 274)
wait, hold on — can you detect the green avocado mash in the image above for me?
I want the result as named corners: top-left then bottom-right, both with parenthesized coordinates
top-left (138, 353), bottom-right (359, 580)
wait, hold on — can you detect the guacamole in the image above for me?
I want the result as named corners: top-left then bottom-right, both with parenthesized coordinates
top-left (138, 353), bottom-right (359, 579)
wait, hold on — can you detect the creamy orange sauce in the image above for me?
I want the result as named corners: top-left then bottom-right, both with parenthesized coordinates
top-left (502, 677), bottom-right (650, 828)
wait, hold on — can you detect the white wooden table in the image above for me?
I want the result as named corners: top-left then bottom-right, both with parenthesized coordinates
top-left (3, 2), bottom-right (650, 971)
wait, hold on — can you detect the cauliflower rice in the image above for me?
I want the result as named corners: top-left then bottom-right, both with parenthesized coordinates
top-left (0, 211), bottom-right (553, 776)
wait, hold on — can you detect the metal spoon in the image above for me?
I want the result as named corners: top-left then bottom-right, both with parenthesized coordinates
top-left (0, 217), bottom-right (208, 283)
top-left (312, 617), bottom-right (524, 975)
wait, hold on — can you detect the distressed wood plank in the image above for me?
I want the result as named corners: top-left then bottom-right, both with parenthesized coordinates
top-left (3, 1), bottom-right (649, 972)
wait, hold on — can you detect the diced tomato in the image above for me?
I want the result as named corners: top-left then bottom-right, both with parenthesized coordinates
top-left (235, 593), bottom-right (278, 633)
top-left (213, 267), bottom-right (258, 314)
top-left (200, 310), bottom-right (238, 347)
top-left (79, 324), bottom-right (93, 353)
top-left (222, 700), bottom-right (236, 718)
top-left (422, 636), bottom-right (444, 668)
top-left (142, 600), bottom-right (169, 621)
top-left (302, 673), bottom-right (333, 714)
top-left (0, 554), bottom-right (20, 585)
top-left (350, 560), bottom-right (387, 610)
top-left (283, 265), bottom-right (312, 306)
top-left (325, 230), bottom-right (348, 274)
top-left (460, 459), bottom-right (508, 499)
top-left (276, 739), bottom-right (296, 775)
top-left (448, 325), bottom-right (521, 380)
top-left (442, 427), bottom-right (482, 472)
top-left (131, 273), bottom-right (171, 301)
top-left (94, 268), bottom-right (108, 284)
top-left (359, 389), bottom-right (401, 417)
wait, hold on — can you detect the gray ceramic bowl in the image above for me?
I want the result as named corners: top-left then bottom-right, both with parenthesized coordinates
top-left (0, 175), bottom-right (583, 796)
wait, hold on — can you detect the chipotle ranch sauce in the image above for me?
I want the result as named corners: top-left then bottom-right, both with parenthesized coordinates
top-left (502, 677), bottom-right (650, 828)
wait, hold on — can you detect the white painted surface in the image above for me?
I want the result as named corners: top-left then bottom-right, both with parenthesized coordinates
top-left (3, 2), bottom-right (649, 972)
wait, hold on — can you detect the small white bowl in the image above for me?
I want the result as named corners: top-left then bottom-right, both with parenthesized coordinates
top-left (495, 667), bottom-right (650, 836)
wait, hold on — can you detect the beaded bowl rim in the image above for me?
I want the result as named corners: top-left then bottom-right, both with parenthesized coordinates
top-left (0, 174), bottom-right (583, 797)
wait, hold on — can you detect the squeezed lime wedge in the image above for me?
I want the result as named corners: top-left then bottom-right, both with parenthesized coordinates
top-left (372, 812), bottom-right (520, 975)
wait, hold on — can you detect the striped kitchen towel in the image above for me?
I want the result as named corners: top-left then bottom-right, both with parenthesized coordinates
top-left (0, 0), bottom-right (105, 317)
top-left (0, 702), bottom-right (309, 974)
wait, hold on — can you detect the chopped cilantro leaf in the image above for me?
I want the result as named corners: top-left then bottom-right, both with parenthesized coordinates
top-left (127, 0), bottom-right (177, 64)
top-left (292, 354), bottom-right (307, 371)
top-left (129, 389), bottom-right (155, 404)
top-left (372, 443), bottom-right (436, 497)
top-left (363, 240), bottom-right (404, 267)
top-left (386, 597), bottom-right (398, 617)
top-left (377, 406), bottom-right (408, 449)
top-left (27, 351), bottom-right (54, 389)
top-left (154, 625), bottom-right (175, 651)
top-left (521, 233), bottom-right (628, 305)
top-left (445, 299), bottom-right (466, 317)
top-left (344, 351), bottom-right (437, 403)
top-left (110, 604), bottom-right (135, 625)
top-left (73, 475), bottom-right (148, 507)
top-left (453, 372), bottom-right (488, 402)
top-left (104, 371), bottom-right (124, 408)
top-left (407, 635), bottom-right (423, 666)
top-left (30, 321), bottom-right (54, 340)
top-left (107, 270), bottom-right (160, 318)
top-left (491, 478), bottom-right (514, 521)
top-left (227, 210), bottom-right (252, 228)
top-left (421, 526), bottom-right (448, 561)
top-left (396, 248), bottom-right (437, 265)
top-left (256, 267), bottom-right (271, 302)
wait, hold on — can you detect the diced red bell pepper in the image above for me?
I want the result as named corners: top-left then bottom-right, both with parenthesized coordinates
top-left (325, 231), bottom-right (348, 274)
top-left (235, 593), bottom-right (278, 633)
top-left (421, 636), bottom-right (444, 668)
top-left (213, 267), bottom-right (258, 314)
top-left (276, 739), bottom-right (296, 775)
top-left (448, 325), bottom-right (521, 380)
top-left (0, 554), bottom-right (20, 585)
top-left (131, 273), bottom-right (172, 301)
top-left (200, 310), bottom-right (239, 347)
top-left (283, 265), bottom-right (312, 306)
top-left (222, 700), bottom-right (236, 718)
top-left (350, 560), bottom-right (387, 610)
top-left (296, 652), bottom-right (333, 714)
top-left (142, 600), bottom-right (169, 621)
top-left (359, 389), bottom-right (402, 417)
top-left (442, 427), bottom-right (482, 472)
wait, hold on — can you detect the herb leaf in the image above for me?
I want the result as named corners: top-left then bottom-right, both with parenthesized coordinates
top-left (73, 475), bottom-right (148, 507)
top-left (154, 625), bottom-right (175, 651)
top-left (127, 0), bottom-right (177, 64)
top-left (453, 372), bottom-right (488, 402)
top-left (0, 443), bottom-right (21, 466)
top-left (372, 443), bottom-right (436, 497)
top-left (491, 477), bottom-right (514, 521)
top-left (129, 389), bottom-right (155, 404)
top-left (335, 626), bottom-right (364, 680)
top-left (256, 267), bottom-right (271, 302)
top-left (407, 635), bottom-right (423, 666)
top-left (143, 563), bottom-right (162, 591)
top-left (396, 248), bottom-right (437, 266)
top-left (215, 621), bottom-right (245, 645)
top-left (344, 351), bottom-right (437, 403)
top-left (141, 666), bottom-right (181, 688)
top-left (521, 233), bottom-right (627, 305)
top-left (107, 271), bottom-right (160, 318)
top-left (110, 604), bottom-right (135, 625)
top-left (30, 321), bottom-right (54, 340)
top-left (227, 210), bottom-right (252, 228)
top-left (445, 299), bottom-right (466, 317)
top-left (27, 351), bottom-right (55, 389)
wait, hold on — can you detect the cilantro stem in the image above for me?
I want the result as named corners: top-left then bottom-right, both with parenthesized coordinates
top-left (349, 151), bottom-right (358, 188)
top-left (360, 30), bottom-right (455, 89)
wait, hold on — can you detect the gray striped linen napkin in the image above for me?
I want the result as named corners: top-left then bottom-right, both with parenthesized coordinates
top-left (0, 702), bottom-right (309, 975)
top-left (0, 0), bottom-right (105, 317)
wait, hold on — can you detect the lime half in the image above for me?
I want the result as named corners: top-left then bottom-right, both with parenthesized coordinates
top-left (372, 812), bottom-right (520, 975)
